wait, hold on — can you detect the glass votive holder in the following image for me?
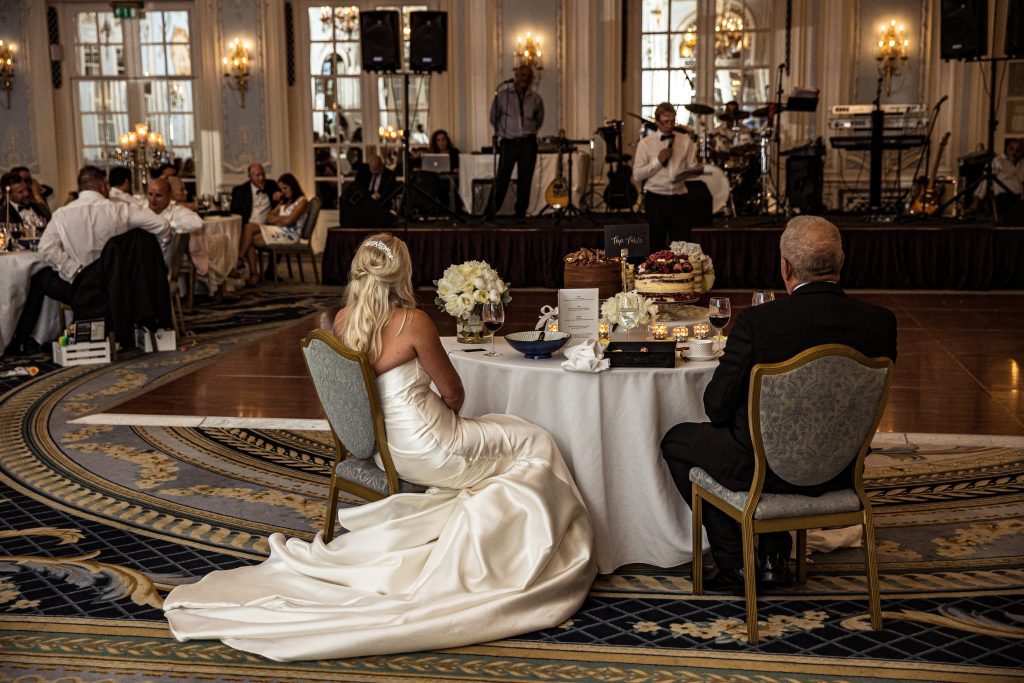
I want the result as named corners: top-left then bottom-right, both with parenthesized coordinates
top-left (651, 323), bottom-right (668, 340)
top-left (694, 322), bottom-right (710, 339)
top-left (546, 320), bottom-right (559, 333)
top-left (598, 322), bottom-right (610, 339)
top-left (673, 325), bottom-right (689, 343)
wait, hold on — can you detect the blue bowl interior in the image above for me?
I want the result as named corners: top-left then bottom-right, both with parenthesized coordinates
top-left (504, 331), bottom-right (572, 359)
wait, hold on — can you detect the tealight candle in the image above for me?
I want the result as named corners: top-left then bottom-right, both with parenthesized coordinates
top-left (598, 322), bottom-right (610, 339)
top-left (547, 320), bottom-right (559, 333)
top-left (694, 322), bottom-right (710, 339)
top-left (673, 325), bottom-right (689, 342)
top-left (652, 323), bottom-right (668, 340)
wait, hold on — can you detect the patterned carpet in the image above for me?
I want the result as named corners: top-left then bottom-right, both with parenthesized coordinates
top-left (1, 287), bottom-right (1022, 681)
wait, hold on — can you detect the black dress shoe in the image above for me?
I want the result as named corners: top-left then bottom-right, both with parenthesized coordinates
top-left (759, 553), bottom-right (794, 589)
top-left (701, 566), bottom-right (749, 594)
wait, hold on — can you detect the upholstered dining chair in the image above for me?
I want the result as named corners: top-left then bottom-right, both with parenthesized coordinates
top-left (689, 343), bottom-right (894, 644)
top-left (257, 197), bottom-right (322, 285)
top-left (167, 232), bottom-right (195, 337)
top-left (300, 329), bottom-right (426, 542)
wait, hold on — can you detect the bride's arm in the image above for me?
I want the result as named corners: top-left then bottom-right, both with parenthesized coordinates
top-left (409, 309), bottom-right (465, 413)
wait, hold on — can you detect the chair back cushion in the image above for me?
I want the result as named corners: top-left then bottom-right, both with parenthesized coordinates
top-left (756, 350), bottom-right (890, 486)
top-left (300, 197), bottom-right (321, 240)
top-left (301, 334), bottom-right (378, 459)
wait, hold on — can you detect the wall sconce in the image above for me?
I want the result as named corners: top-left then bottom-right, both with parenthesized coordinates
top-left (513, 31), bottom-right (543, 71)
top-left (222, 38), bottom-right (253, 108)
top-left (0, 39), bottom-right (15, 109)
top-left (876, 19), bottom-right (909, 96)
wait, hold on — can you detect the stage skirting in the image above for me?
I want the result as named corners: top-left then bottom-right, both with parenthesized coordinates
top-left (322, 221), bottom-right (1024, 290)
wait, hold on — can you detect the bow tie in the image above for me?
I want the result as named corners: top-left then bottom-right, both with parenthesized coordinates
top-left (17, 204), bottom-right (31, 212)
top-left (661, 134), bottom-right (674, 141)
top-left (255, 188), bottom-right (266, 195)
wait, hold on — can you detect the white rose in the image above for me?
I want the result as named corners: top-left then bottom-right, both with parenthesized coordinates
top-left (445, 300), bottom-right (462, 317)
top-left (473, 277), bottom-right (486, 290)
top-left (473, 289), bottom-right (489, 304)
top-left (458, 292), bottom-right (475, 310)
top-left (488, 289), bottom-right (500, 303)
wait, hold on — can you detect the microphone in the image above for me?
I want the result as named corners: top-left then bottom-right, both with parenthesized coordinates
top-left (661, 135), bottom-right (674, 167)
top-left (498, 78), bottom-right (514, 86)
top-left (933, 95), bottom-right (949, 111)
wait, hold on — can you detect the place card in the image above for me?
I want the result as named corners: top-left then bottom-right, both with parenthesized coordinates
top-left (557, 288), bottom-right (600, 339)
top-left (604, 223), bottom-right (649, 261)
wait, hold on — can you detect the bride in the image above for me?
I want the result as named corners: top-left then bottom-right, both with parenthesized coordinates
top-left (164, 233), bottom-right (596, 661)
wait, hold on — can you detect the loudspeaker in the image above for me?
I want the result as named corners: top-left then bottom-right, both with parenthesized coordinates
top-left (786, 156), bottom-right (825, 214)
top-left (471, 179), bottom-right (515, 215)
top-left (941, 0), bottom-right (988, 60)
top-left (1006, 1), bottom-right (1024, 58)
top-left (338, 182), bottom-right (394, 227)
top-left (360, 10), bottom-right (401, 72)
top-left (409, 11), bottom-right (447, 72)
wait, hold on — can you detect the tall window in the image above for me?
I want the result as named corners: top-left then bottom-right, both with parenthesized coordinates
top-left (73, 8), bottom-right (195, 167)
top-left (310, 4), bottom-right (429, 210)
top-left (641, 0), bottom-right (772, 120)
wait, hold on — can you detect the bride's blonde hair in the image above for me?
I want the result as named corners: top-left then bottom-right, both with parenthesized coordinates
top-left (338, 233), bottom-right (416, 361)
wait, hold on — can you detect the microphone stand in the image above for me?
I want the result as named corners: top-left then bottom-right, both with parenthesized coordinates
top-left (770, 61), bottom-right (786, 217)
top-left (488, 79), bottom-right (514, 220)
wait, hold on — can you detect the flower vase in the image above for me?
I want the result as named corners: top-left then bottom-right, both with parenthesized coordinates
top-left (456, 310), bottom-right (487, 344)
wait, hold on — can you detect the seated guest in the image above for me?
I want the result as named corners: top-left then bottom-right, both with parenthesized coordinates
top-left (429, 128), bottom-right (461, 173)
top-left (166, 176), bottom-right (198, 212)
top-left (5, 165), bottom-right (169, 356)
top-left (238, 173), bottom-right (308, 285)
top-left (1, 171), bottom-right (49, 235)
top-left (10, 166), bottom-right (54, 219)
top-left (660, 215), bottom-right (897, 593)
top-left (230, 162), bottom-right (280, 226)
top-left (355, 155), bottom-right (399, 208)
top-left (108, 166), bottom-right (145, 207)
top-left (410, 123), bottom-right (430, 145)
top-left (146, 177), bottom-right (203, 263)
top-left (970, 138), bottom-right (1023, 218)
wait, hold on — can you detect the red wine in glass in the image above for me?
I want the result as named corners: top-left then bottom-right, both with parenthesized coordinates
top-left (483, 321), bottom-right (503, 333)
top-left (709, 314), bottom-right (730, 329)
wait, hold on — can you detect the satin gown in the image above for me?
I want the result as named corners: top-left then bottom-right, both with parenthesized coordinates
top-left (163, 359), bottom-right (596, 661)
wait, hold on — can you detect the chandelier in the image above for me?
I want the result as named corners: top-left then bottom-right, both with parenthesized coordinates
top-left (876, 19), bottom-right (910, 96)
top-left (513, 32), bottom-right (543, 71)
top-left (320, 6), bottom-right (359, 37)
top-left (111, 123), bottom-right (167, 194)
top-left (677, 7), bottom-right (748, 62)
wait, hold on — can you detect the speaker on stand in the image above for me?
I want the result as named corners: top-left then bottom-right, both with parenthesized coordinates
top-left (940, 0), bottom-right (988, 60)
top-left (1006, 1), bottom-right (1024, 58)
top-left (409, 11), bottom-right (447, 72)
top-left (359, 10), bottom-right (401, 72)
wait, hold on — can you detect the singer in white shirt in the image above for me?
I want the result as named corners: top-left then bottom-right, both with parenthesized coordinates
top-left (633, 101), bottom-right (701, 248)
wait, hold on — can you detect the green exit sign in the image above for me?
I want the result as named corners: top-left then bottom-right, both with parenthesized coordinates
top-left (111, 2), bottom-right (144, 19)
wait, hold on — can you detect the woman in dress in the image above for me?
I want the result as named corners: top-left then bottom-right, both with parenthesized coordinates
top-left (429, 128), bottom-right (460, 172)
top-left (238, 173), bottom-right (309, 285)
top-left (164, 233), bottom-right (596, 661)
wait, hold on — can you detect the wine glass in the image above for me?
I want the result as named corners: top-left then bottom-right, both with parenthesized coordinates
top-left (618, 307), bottom-right (639, 342)
top-left (481, 302), bottom-right (505, 357)
top-left (708, 296), bottom-right (731, 343)
top-left (751, 290), bottom-right (775, 306)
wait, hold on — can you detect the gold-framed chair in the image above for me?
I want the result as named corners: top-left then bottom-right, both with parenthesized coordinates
top-left (257, 197), bottom-right (322, 285)
top-left (167, 232), bottom-right (195, 337)
top-left (300, 329), bottom-right (426, 542)
top-left (690, 343), bottom-right (894, 644)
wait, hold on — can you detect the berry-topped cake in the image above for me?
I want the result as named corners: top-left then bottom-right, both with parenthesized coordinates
top-left (634, 242), bottom-right (714, 302)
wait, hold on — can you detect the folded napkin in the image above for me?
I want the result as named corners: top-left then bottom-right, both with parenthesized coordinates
top-left (561, 338), bottom-right (610, 373)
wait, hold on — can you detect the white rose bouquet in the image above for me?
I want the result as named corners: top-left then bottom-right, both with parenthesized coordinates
top-left (601, 290), bottom-right (658, 330)
top-left (434, 260), bottom-right (512, 318)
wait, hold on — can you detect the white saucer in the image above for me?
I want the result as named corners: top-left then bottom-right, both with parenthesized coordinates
top-left (680, 347), bottom-right (723, 361)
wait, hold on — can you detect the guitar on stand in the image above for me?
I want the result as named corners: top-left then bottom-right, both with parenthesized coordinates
top-left (544, 143), bottom-right (570, 209)
top-left (909, 132), bottom-right (951, 216)
top-left (598, 119), bottom-right (639, 211)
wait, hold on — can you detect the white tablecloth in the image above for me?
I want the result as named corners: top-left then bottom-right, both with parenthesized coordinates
top-left (200, 214), bottom-right (242, 288)
top-left (458, 151), bottom-right (592, 216)
top-left (0, 251), bottom-right (60, 352)
top-left (443, 335), bottom-right (716, 573)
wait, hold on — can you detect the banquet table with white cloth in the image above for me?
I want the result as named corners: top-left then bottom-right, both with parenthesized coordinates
top-left (442, 335), bottom-right (716, 574)
top-left (0, 251), bottom-right (61, 353)
top-left (198, 214), bottom-right (243, 289)
top-left (458, 151), bottom-right (592, 216)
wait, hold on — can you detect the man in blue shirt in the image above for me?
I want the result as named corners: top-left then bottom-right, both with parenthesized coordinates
top-left (486, 64), bottom-right (544, 221)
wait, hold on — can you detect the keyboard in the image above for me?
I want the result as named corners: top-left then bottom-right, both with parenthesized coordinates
top-left (828, 134), bottom-right (927, 151)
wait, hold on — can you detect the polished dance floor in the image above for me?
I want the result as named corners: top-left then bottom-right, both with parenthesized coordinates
top-left (86, 289), bottom-right (1024, 438)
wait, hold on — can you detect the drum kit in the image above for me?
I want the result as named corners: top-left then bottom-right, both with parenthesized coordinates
top-left (624, 102), bottom-right (775, 216)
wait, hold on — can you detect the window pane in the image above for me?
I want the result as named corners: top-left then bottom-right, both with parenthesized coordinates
top-left (669, 70), bottom-right (697, 106)
top-left (78, 13), bottom-right (98, 43)
top-left (309, 8), bottom-right (335, 42)
top-left (169, 44), bottom-right (191, 76)
top-left (643, 0), bottom-right (669, 31)
top-left (169, 81), bottom-right (192, 112)
top-left (642, 34), bottom-right (668, 69)
top-left (670, 0), bottom-right (698, 31)
top-left (642, 70), bottom-right (669, 106)
top-left (139, 11), bottom-right (164, 42)
top-left (165, 11), bottom-right (190, 44)
top-left (335, 78), bottom-right (361, 109)
top-left (671, 31), bottom-right (698, 67)
top-left (78, 81), bottom-right (127, 112)
top-left (141, 43), bottom-right (167, 76)
top-left (99, 14), bottom-right (123, 43)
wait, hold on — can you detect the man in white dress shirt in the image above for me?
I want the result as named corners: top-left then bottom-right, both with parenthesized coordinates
top-left (5, 165), bottom-right (169, 356)
top-left (633, 101), bottom-right (702, 249)
top-left (146, 177), bottom-right (203, 266)
top-left (972, 138), bottom-right (1023, 220)
top-left (108, 166), bottom-right (145, 208)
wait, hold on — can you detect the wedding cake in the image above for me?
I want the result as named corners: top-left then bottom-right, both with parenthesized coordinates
top-left (634, 241), bottom-right (714, 302)
top-left (563, 248), bottom-right (623, 299)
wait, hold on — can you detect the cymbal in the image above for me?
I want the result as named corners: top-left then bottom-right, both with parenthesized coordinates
top-left (751, 105), bottom-right (781, 118)
top-left (685, 102), bottom-right (715, 115)
top-left (626, 111), bottom-right (691, 134)
top-left (719, 110), bottom-right (751, 121)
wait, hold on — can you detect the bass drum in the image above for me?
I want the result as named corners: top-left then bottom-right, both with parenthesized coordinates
top-left (696, 164), bottom-right (730, 214)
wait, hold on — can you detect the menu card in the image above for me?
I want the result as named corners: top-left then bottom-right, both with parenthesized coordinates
top-left (557, 288), bottom-right (600, 339)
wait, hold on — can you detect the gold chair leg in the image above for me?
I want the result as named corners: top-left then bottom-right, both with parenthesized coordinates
top-left (797, 529), bottom-right (808, 584)
top-left (692, 490), bottom-right (704, 594)
top-left (742, 525), bottom-right (759, 644)
top-left (862, 512), bottom-right (883, 631)
top-left (323, 477), bottom-right (341, 543)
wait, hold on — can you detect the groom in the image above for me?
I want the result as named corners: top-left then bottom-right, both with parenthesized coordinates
top-left (661, 215), bottom-right (897, 592)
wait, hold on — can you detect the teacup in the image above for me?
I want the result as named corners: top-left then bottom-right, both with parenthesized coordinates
top-left (687, 338), bottom-right (716, 358)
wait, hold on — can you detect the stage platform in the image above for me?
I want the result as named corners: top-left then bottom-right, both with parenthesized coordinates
top-left (321, 215), bottom-right (1024, 290)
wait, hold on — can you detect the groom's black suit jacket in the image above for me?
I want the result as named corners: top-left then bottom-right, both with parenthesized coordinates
top-left (230, 179), bottom-right (280, 225)
top-left (695, 281), bottom-right (898, 490)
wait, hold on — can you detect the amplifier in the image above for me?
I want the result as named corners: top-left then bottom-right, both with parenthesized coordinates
top-left (829, 104), bottom-right (926, 115)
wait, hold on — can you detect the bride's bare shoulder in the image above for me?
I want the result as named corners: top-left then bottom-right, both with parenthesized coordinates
top-left (332, 307), bottom-right (349, 336)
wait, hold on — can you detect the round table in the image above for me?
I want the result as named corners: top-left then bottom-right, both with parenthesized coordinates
top-left (443, 335), bottom-right (718, 573)
top-left (0, 251), bottom-right (60, 352)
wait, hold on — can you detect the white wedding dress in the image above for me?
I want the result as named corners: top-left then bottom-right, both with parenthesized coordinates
top-left (164, 358), bottom-right (596, 661)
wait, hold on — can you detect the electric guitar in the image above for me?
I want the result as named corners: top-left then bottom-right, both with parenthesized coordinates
top-left (545, 145), bottom-right (570, 208)
top-left (909, 132), bottom-right (951, 216)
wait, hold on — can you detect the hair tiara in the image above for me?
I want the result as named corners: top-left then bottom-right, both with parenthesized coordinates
top-left (365, 239), bottom-right (394, 260)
